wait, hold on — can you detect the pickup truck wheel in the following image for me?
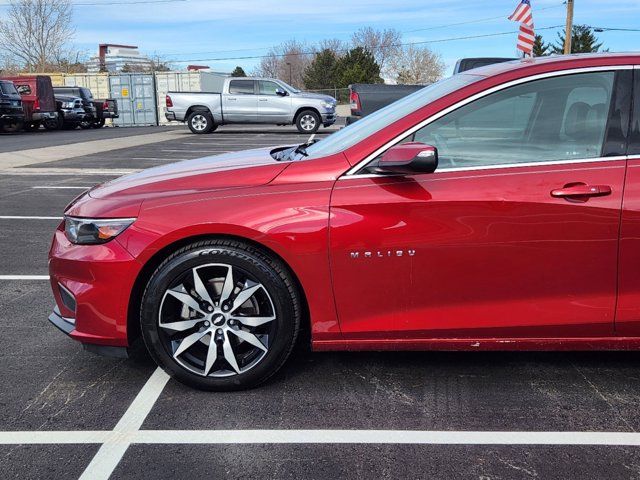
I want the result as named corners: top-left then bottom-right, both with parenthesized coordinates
top-left (91, 119), bottom-right (106, 129)
top-left (44, 113), bottom-right (63, 131)
top-left (23, 122), bottom-right (40, 132)
top-left (295, 110), bottom-right (320, 133)
top-left (79, 121), bottom-right (92, 130)
top-left (187, 111), bottom-right (215, 134)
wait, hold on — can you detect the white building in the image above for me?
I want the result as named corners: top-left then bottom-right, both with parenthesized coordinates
top-left (87, 44), bottom-right (154, 73)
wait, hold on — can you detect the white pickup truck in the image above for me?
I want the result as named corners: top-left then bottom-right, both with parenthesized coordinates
top-left (165, 77), bottom-right (337, 134)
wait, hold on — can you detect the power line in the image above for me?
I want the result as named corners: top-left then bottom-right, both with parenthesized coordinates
top-left (0, 0), bottom-right (187, 6)
top-left (403, 3), bottom-right (566, 33)
top-left (163, 25), bottom-right (566, 63)
top-left (157, 2), bottom-right (568, 58)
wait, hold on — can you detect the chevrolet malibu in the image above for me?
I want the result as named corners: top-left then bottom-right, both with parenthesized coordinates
top-left (49, 53), bottom-right (640, 390)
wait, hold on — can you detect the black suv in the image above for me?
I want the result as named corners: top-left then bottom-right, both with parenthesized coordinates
top-left (0, 80), bottom-right (25, 132)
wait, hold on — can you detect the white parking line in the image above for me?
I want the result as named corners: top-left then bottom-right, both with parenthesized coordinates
top-left (31, 186), bottom-right (90, 190)
top-left (0, 216), bottom-right (62, 220)
top-left (79, 367), bottom-right (170, 480)
top-left (3, 428), bottom-right (640, 447)
top-left (0, 275), bottom-right (49, 280)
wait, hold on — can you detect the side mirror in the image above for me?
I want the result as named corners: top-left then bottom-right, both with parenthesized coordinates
top-left (374, 142), bottom-right (438, 175)
top-left (275, 88), bottom-right (287, 96)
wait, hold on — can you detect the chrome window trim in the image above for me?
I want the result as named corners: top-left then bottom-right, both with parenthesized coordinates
top-left (344, 65), bottom-right (636, 177)
top-left (339, 156), bottom-right (628, 180)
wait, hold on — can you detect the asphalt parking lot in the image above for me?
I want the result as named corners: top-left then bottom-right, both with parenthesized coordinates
top-left (3, 124), bottom-right (640, 479)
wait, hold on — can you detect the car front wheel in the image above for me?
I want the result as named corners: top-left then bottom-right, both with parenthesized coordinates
top-left (140, 239), bottom-right (302, 391)
top-left (295, 110), bottom-right (320, 134)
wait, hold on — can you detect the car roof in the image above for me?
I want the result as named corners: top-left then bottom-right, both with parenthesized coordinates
top-left (466, 52), bottom-right (640, 78)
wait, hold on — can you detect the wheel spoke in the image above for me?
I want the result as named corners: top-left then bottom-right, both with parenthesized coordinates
top-left (173, 329), bottom-right (207, 358)
top-left (160, 318), bottom-right (202, 332)
top-left (204, 333), bottom-right (218, 375)
top-left (232, 315), bottom-right (275, 328)
top-left (222, 330), bottom-right (241, 373)
top-left (230, 328), bottom-right (267, 352)
top-left (192, 267), bottom-right (213, 305)
top-left (166, 288), bottom-right (204, 314)
top-left (220, 266), bottom-right (235, 304)
top-left (231, 282), bottom-right (261, 312)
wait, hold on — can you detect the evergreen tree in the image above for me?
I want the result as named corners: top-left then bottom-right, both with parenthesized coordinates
top-left (335, 47), bottom-right (383, 87)
top-left (551, 25), bottom-right (604, 54)
top-left (532, 35), bottom-right (550, 57)
top-left (303, 49), bottom-right (339, 89)
top-left (231, 66), bottom-right (247, 77)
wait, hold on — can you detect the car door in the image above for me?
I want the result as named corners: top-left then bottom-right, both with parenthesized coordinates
top-left (256, 80), bottom-right (291, 123)
top-left (222, 79), bottom-right (257, 123)
top-left (330, 69), bottom-right (629, 340)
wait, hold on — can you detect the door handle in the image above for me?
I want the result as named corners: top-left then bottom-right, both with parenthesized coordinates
top-left (551, 183), bottom-right (612, 198)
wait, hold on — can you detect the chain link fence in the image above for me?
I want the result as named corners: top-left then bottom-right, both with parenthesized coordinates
top-left (305, 87), bottom-right (350, 104)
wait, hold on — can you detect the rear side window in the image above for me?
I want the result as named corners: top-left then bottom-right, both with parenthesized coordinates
top-left (16, 84), bottom-right (31, 95)
top-left (229, 80), bottom-right (255, 95)
top-left (0, 82), bottom-right (18, 95)
top-left (412, 71), bottom-right (615, 168)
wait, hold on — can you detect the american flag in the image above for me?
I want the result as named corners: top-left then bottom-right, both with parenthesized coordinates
top-left (508, 0), bottom-right (535, 56)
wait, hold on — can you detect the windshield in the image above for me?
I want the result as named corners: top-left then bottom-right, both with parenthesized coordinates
top-left (304, 73), bottom-right (483, 160)
top-left (0, 81), bottom-right (19, 96)
top-left (278, 80), bottom-right (301, 94)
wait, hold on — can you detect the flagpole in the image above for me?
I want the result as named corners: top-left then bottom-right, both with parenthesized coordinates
top-left (564, 0), bottom-right (574, 54)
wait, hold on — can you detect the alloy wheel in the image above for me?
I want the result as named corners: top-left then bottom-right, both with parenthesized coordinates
top-left (158, 263), bottom-right (277, 377)
top-left (191, 114), bottom-right (208, 131)
top-left (300, 114), bottom-right (317, 131)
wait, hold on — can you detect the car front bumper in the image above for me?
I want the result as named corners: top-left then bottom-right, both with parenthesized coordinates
top-left (61, 109), bottom-right (88, 122)
top-left (48, 225), bottom-right (140, 352)
top-left (321, 112), bottom-right (336, 126)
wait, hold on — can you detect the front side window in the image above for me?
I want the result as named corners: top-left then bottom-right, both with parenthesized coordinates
top-left (259, 81), bottom-right (281, 95)
top-left (229, 80), bottom-right (255, 95)
top-left (410, 71), bottom-right (615, 169)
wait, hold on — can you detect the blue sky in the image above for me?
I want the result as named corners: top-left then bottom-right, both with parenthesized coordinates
top-left (62, 0), bottom-right (640, 74)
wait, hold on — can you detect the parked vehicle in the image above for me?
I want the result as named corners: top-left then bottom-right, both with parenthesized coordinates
top-left (0, 80), bottom-right (25, 132)
top-left (347, 58), bottom-right (520, 124)
top-left (165, 77), bottom-right (337, 134)
top-left (452, 57), bottom-right (517, 74)
top-left (347, 83), bottom-right (425, 124)
top-left (52, 95), bottom-right (90, 129)
top-left (49, 53), bottom-right (640, 391)
top-left (2, 76), bottom-right (58, 131)
top-left (91, 98), bottom-right (119, 128)
top-left (53, 86), bottom-right (98, 127)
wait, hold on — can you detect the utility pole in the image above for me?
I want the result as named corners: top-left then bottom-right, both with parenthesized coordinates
top-left (564, 0), bottom-right (574, 54)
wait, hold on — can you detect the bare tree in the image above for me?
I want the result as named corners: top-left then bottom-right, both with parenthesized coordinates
top-left (317, 38), bottom-right (346, 57)
top-left (391, 45), bottom-right (445, 85)
top-left (351, 27), bottom-right (402, 78)
top-left (0, 0), bottom-right (75, 72)
top-left (252, 40), bottom-right (312, 88)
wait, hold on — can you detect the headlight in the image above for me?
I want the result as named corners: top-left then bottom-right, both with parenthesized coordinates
top-left (322, 101), bottom-right (335, 109)
top-left (64, 217), bottom-right (135, 245)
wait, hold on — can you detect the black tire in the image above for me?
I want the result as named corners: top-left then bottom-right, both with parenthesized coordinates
top-left (1, 121), bottom-right (23, 133)
top-left (187, 110), bottom-right (215, 134)
top-left (23, 122), bottom-right (40, 132)
top-left (91, 118), bottom-right (106, 129)
top-left (295, 109), bottom-right (320, 134)
top-left (140, 239), bottom-right (302, 391)
top-left (44, 113), bottom-right (63, 131)
top-left (79, 121), bottom-right (92, 130)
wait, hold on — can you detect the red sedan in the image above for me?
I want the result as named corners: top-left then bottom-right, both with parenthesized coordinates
top-left (49, 53), bottom-right (640, 390)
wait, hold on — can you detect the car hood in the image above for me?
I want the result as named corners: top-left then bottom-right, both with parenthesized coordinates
top-left (88, 147), bottom-right (289, 200)
top-left (294, 92), bottom-right (336, 103)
